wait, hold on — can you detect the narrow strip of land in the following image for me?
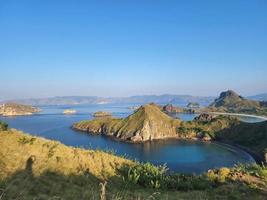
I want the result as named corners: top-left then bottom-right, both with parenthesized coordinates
top-left (204, 112), bottom-right (267, 121)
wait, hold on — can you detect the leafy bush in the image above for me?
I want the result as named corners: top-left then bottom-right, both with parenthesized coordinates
top-left (163, 174), bottom-right (211, 191)
top-left (122, 163), bottom-right (211, 190)
top-left (125, 162), bottom-right (167, 188)
top-left (0, 121), bottom-right (8, 131)
top-left (207, 167), bottom-right (231, 183)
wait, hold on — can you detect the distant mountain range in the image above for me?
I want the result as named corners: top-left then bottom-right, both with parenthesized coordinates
top-left (2, 92), bottom-right (266, 106)
top-left (247, 93), bottom-right (267, 101)
top-left (2, 95), bottom-right (214, 106)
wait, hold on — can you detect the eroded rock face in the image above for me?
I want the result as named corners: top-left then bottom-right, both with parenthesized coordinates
top-left (0, 103), bottom-right (40, 116)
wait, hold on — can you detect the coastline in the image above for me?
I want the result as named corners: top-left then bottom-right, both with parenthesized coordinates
top-left (214, 139), bottom-right (263, 164)
top-left (72, 126), bottom-right (259, 165)
top-left (203, 111), bottom-right (267, 121)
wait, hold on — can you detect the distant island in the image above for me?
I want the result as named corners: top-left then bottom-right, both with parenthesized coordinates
top-left (63, 109), bottom-right (77, 114)
top-left (204, 90), bottom-right (267, 116)
top-left (93, 111), bottom-right (112, 117)
top-left (0, 103), bottom-right (40, 116)
top-left (158, 90), bottom-right (267, 117)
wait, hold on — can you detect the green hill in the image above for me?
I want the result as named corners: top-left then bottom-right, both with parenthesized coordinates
top-left (73, 104), bottom-right (180, 142)
top-left (215, 120), bottom-right (267, 163)
top-left (207, 90), bottom-right (267, 115)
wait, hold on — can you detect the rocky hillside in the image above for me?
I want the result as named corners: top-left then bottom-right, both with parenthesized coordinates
top-left (0, 103), bottom-right (40, 116)
top-left (73, 104), bottom-right (180, 142)
top-left (207, 90), bottom-right (267, 116)
top-left (215, 120), bottom-right (267, 163)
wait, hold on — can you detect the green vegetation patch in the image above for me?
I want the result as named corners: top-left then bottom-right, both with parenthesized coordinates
top-left (0, 121), bottom-right (8, 131)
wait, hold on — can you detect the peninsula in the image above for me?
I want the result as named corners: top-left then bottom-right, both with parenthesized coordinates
top-left (0, 103), bottom-right (40, 116)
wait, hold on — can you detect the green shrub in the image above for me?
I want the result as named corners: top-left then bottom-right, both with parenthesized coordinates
top-left (122, 163), bottom-right (211, 190)
top-left (206, 167), bottom-right (231, 183)
top-left (127, 163), bottom-right (167, 188)
top-left (164, 174), bottom-right (211, 191)
top-left (0, 121), bottom-right (8, 131)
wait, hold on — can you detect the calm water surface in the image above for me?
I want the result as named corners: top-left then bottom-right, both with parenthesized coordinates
top-left (0, 104), bottom-right (257, 173)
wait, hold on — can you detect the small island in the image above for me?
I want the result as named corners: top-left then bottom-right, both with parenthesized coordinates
top-left (93, 111), bottom-right (112, 118)
top-left (162, 104), bottom-right (195, 114)
top-left (0, 103), bottom-right (40, 116)
top-left (187, 102), bottom-right (200, 109)
top-left (63, 109), bottom-right (77, 114)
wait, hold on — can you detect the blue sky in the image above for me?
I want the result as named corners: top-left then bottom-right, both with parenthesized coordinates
top-left (0, 0), bottom-right (267, 100)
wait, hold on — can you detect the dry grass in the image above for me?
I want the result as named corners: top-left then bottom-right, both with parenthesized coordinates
top-left (0, 129), bottom-right (133, 180)
top-left (0, 129), bottom-right (267, 199)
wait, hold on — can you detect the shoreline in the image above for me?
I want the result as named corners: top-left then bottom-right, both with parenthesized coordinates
top-left (204, 111), bottom-right (267, 121)
top-left (73, 126), bottom-right (260, 165)
top-left (213, 139), bottom-right (263, 164)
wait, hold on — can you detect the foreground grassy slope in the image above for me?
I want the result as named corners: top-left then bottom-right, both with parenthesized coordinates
top-left (0, 128), bottom-right (267, 199)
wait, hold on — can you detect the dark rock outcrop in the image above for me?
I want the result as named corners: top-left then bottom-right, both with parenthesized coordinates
top-left (194, 113), bottom-right (215, 122)
top-left (162, 104), bottom-right (183, 113)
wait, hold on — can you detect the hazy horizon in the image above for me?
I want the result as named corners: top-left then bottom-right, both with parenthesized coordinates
top-left (1, 1), bottom-right (267, 100)
top-left (1, 90), bottom-right (267, 102)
